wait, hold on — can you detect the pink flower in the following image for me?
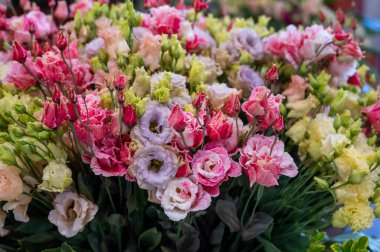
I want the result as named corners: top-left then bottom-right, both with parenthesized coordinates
top-left (143, 6), bottom-right (183, 35)
top-left (144, 0), bottom-right (171, 9)
top-left (192, 143), bottom-right (241, 196)
top-left (206, 111), bottom-right (233, 141)
top-left (185, 34), bottom-right (207, 52)
top-left (241, 86), bottom-right (284, 131)
top-left (214, 116), bottom-right (243, 155)
top-left (265, 63), bottom-right (279, 83)
top-left (192, 91), bottom-right (206, 108)
top-left (339, 40), bottom-right (364, 61)
top-left (123, 104), bottom-right (138, 127)
top-left (54, 1), bottom-right (69, 21)
top-left (3, 60), bottom-right (36, 90)
top-left (223, 93), bottom-right (240, 117)
top-left (60, 96), bottom-right (78, 122)
top-left (171, 111), bottom-right (203, 150)
top-left (282, 75), bottom-right (309, 102)
top-left (12, 41), bottom-right (27, 63)
top-left (137, 33), bottom-right (162, 71)
top-left (41, 100), bottom-right (62, 129)
top-left (169, 104), bottom-right (188, 132)
top-left (239, 135), bottom-right (298, 187)
top-left (85, 138), bottom-right (129, 177)
top-left (56, 31), bottom-right (68, 51)
top-left (74, 94), bottom-right (112, 143)
top-left (69, 0), bottom-right (93, 17)
top-left (156, 176), bottom-right (211, 221)
top-left (193, 0), bottom-right (209, 12)
top-left (347, 72), bottom-right (362, 87)
top-left (362, 101), bottom-right (380, 134)
top-left (25, 11), bottom-right (53, 39)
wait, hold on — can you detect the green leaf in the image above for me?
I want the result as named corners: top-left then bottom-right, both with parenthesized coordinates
top-left (241, 212), bottom-right (273, 241)
top-left (330, 243), bottom-right (344, 252)
top-left (215, 200), bottom-right (240, 232)
top-left (258, 237), bottom-right (281, 252)
top-left (138, 228), bottom-right (162, 252)
top-left (342, 239), bottom-right (354, 252)
top-left (107, 213), bottom-right (126, 228)
top-left (42, 243), bottom-right (76, 252)
top-left (176, 233), bottom-right (200, 252)
top-left (78, 173), bottom-right (94, 202)
top-left (15, 216), bottom-right (54, 234)
top-left (210, 223), bottom-right (225, 245)
top-left (352, 236), bottom-right (369, 250)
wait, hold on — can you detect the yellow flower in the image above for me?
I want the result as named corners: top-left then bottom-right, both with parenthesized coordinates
top-left (334, 146), bottom-right (369, 181)
top-left (286, 94), bottom-right (319, 118)
top-left (332, 202), bottom-right (374, 232)
top-left (286, 117), bottom-right (310, 144)
top-left (38, 161), bottom-right (72, 193)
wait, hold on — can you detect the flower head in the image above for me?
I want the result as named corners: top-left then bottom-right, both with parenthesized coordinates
top-left (239, 135), bottom-right (298, 187)
top-left (38, 161), bottom-right (72, 192)
top-left (0, 163), bottom-right (23, 201)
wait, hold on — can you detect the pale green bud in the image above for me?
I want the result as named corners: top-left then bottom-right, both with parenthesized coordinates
top-left (334, 114), bottom-right (341, 130)
top-left (151, 87), bottom-right (170, 104)
top-left (375, 204), bottom-right (380, 218)
top-left (38, 131), bottom-right (51, 140)
top-left (330, 90), bottom-right (347, 114)
top-left (99, 48), bottom-right (108, 64)
top-left (332, 208), bottom-right (349, 228)
top-left (373, 188), bottom-right (380, 203)
top-left (91, 57), bottom-right (103, 72)
top-left (0, 145), bottom-right (16, 165)
top-left (239, 50), bottom-right (252, 64)
top-left (15, 103), bottom-right (26, 114)
top-left (348, 169), bottom-right (369, 184)
top-left (313, 177), bottom-right (329, 190)
top-left (368, 135), bottom-right (377, 146)
top-left (33, 97), bottom-right (43, 108)
top-left (349, 119), bottom-right (361, 137)
top-left (8, 125), bottom-right (24, 139)
top-left (38, 161), bottom-right (72, 193)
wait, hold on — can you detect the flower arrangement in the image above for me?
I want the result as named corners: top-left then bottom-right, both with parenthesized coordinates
top-left (0, 0), bottom-right (378, 251)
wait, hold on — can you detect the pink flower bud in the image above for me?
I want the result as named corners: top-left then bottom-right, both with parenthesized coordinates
top-left (52, 85), bottom-right (62, 103)
top-left (32, 40), bottom-right (43, 57)
top-left (44, 42), bottom-right (52, 52)
top-left (273, 116), bottom-right (284, 134)
top-left (56, 31), bottom-right (68, 51)
top-left (12, 41), bottom-right (28, 63)
top-left (319, 11), bottom-right (326, 22)
top-left (118, 91), bottom-right (124, 104)
top-left (206, 111), bottom-right (233, 141)
top-left (67, 88), bottom-right (77, 103)
top-left (60, 96), bottom-right (78, 122)
top-left (54, 1), bottom-right (69, 21)
top-left (265, 63), bottom-right (279, 83)
top-left (336, 8), bottom-right (345, 25)
top-left (347, 72), bottom-right (362, 87)
top-left (351, 19), bottom-right (357, 30)
top-left (334, 32), bottom-right (351, 42)
top-left (193, 0), bottom-right (208, 12)
top-left (114, 75), bottom-right (129, 90)
top-left (169, 104), bottom-right (188, 132)
top-left (41, 101), bottom-right (62, 129)
top-left (0, 17), bottom-right (7, 31)
top-left (123, 104), bottom-right (138, 127)
top-left (224, 93), bottom-right (240, 117)
top-left (192, 92), bottom-right (206, 108)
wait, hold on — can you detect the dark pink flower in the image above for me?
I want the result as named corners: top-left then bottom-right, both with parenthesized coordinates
top-left (144, 0), bottom-right (171, 9)
top-left (192, 91), bottom-right (206, 108)
top-left (169, 104), bottom-right (188, 132)
top-left (193, 0), bottom-right (209, 12)
top-left (41, 100), bottom-right (62, 129)
top-left (339, 40), bottom-right (364, 61)
top-left (56, 31), bottom-right (68, 51)
top-left (206, 111), bottom-right (233, 141)
top-left (69, 0), bottom-right (93, 17)
top-left (143, 6), bottom-right (183, 35)
top-left (241, 86), bottom-right (284, 131)
top-left (265, 63), bottom-right (279, 83)
top-left (223, 93), bottom-right (240, 117)
top-left (239, 135), bottom-right (298, 187)
top-left (362, 101), bottom-right (380, 134)
top-left (171, 111), bottom-right (204, 151)
top-left (12, 41), bottom-right (27, 63)
top-left (347, 72), bottom-right (362, 87)
top-left (123, 104), bottom-right (138, 127)
top-left (192, 143), bottom-right (241, 196)
top-left (54, 1), bottom-right (69, 21)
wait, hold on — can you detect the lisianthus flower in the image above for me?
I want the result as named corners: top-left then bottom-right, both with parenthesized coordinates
top-left (130, 145), bottom-right (179, 190)
top-left (239, 134), bottom-right (298, 187)
top-left (143, 6), bottom-right (184, 35)
top-left (362, 100), bottom-right (380, 134)
top-left (137, 33), bottom-right (162, 71)
top-left (230, 28), bottom-right (264, 60)
top-left (69, 0), bottom-right (93, 17)
top-left (241, 86), bottom-right (284, 131)
top-left (48, 192), bottom-right (98, 238)
top-left (0, 163), bottom-right (23, 201)
top-left (192, 143), bottom-right (241, 196)
top-left (132, 101), bottom-right (173, 145)
top-left (156, 176), bottom-right (211, 221)
top-left (232, 65), bottom-right (264, 98)
top-left (206, 83), bottom-right (240, 111)
top-left (98, 25), bottom-right (130, 59)
top-left (206, 111), bottom-right (233, 141)
top-left (282, 75), bottom-right (309, 102)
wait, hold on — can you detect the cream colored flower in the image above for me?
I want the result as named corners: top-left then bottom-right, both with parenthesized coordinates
top-left (0, 163), bottom-right (23, 201)
top-left (334, 146), bottom-right (369, 181)
top-left (98, 25), bottom-right (130, 59)
top-left (285, 117), bottom-right (310, 144)
top-left (320, 134), bottom-right (350, 159)
top-left (286, 94), bottom-right (319, 118)
top-left (138, 34), bottom-right (162, 71)
top-left (207, 83), bottom-right (240, 111)
top-left (332, 202), bottom-right (374, 232)
top-left (38, 161), bottom-right (72, 193)
top-left (48, 192), bottom-right (98, 238)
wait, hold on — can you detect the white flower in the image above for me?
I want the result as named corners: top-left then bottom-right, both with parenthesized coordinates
top-left (130, 145), bottom-right (179, 190)
top-left (320, 134), bottom-right (350, 159)
top-left (206, 83), bottom-right (239, 111)
top-left (131, 101), bottom-right (173, 145)
top-left (150, 72), bottom-right (187, 97)
top-left (48, 192), bottom-right (98, 238)
top-left (38, 161), bottom-right (72, 193)
top-left (156, 176), bottom-right (211, 221)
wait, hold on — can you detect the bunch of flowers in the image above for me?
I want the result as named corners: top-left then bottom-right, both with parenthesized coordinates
top-left (0, 0), bottom-right (378, 251)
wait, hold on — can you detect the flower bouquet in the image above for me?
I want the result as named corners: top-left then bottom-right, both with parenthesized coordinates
top-left (0, 0), bottom-right (379, 251)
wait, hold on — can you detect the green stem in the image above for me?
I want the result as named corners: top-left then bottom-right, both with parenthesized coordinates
top-left (241, 185), bottom-right (257, 225)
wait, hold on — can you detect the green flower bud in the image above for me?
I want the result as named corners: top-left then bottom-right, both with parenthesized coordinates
top-left (334, 114), bottom-right (341, 130)
top-left (129, 54), bottom-right (143, 68)
top-left (124, 88), bottom-right (140, 106)
top-left (313, 177), bottom-right (329, 190)
top-left (38, 131), bottom-right (51, 140)
top-left (38, 161), bottom-right (72, 192)
top-left (117, 55), bottom-right (126, 69)
top-left (100, 92), bottom-right (113, 110)
top-left (73, 11), bottom-right (84, 34)
top-left (33, 97), bottom-right (43, 108)
top-left (135, 99), bottom-right (147, 118)
top-left (340, 110), bottom-right (352, 128)
top-left (369, 74), bottom-right (376, 85)
top-left (27, 121), bottom-right (43, 133)
top-left (348, 169), bottom-right (369, 184)
top-left (239, 50), bottom-right (252, 64)
top-left (375, 204), bottom-right (380, 218)
top-left (330, 90), bottom-right (347, 114)
top-left (0, 145), bottom-right (16, 165)
top-left (373, 188), bottom-right (380, 203)
top-left (279, 103), bottom-right (287, 116)
top-left (91, 57), bottom-right (103, 72)
top-left (308, 71), bottom-right (330, 104)
top-left (332, 208), bottom-right (349, 228)
top-left (14, 103), bottom-right (26, 114)
top-left (189, 57), bottom-right (209, 88)
top-left (99, 48), bottom-right (108, 64)
top-left (151, 87), bottom-right (170, 104)
top-left (376, 180), bottom-right (380, 188)
top-left (8, 125), bottom-right (24, 139)
top-left (368, 135), bottom-right (377, 146)
top-left (349, 119), bottom-right (361, 138)
top-left (299, 62), bottom-right (308, 76)
top-left (0, 132), bottom-right (10, 143)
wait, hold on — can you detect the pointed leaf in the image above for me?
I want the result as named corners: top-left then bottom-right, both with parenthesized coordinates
top-left (241, 212), bottom-right (273, 241)
top-left (215, 200), bottom-right (240, 232)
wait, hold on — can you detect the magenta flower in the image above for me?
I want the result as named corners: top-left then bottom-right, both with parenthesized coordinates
top-left (362, 101), bottom-right (380, 134)
top-left (239, 135), bottom-right (298, 187)
top-left (192, 143), bottom-right (241, 197)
